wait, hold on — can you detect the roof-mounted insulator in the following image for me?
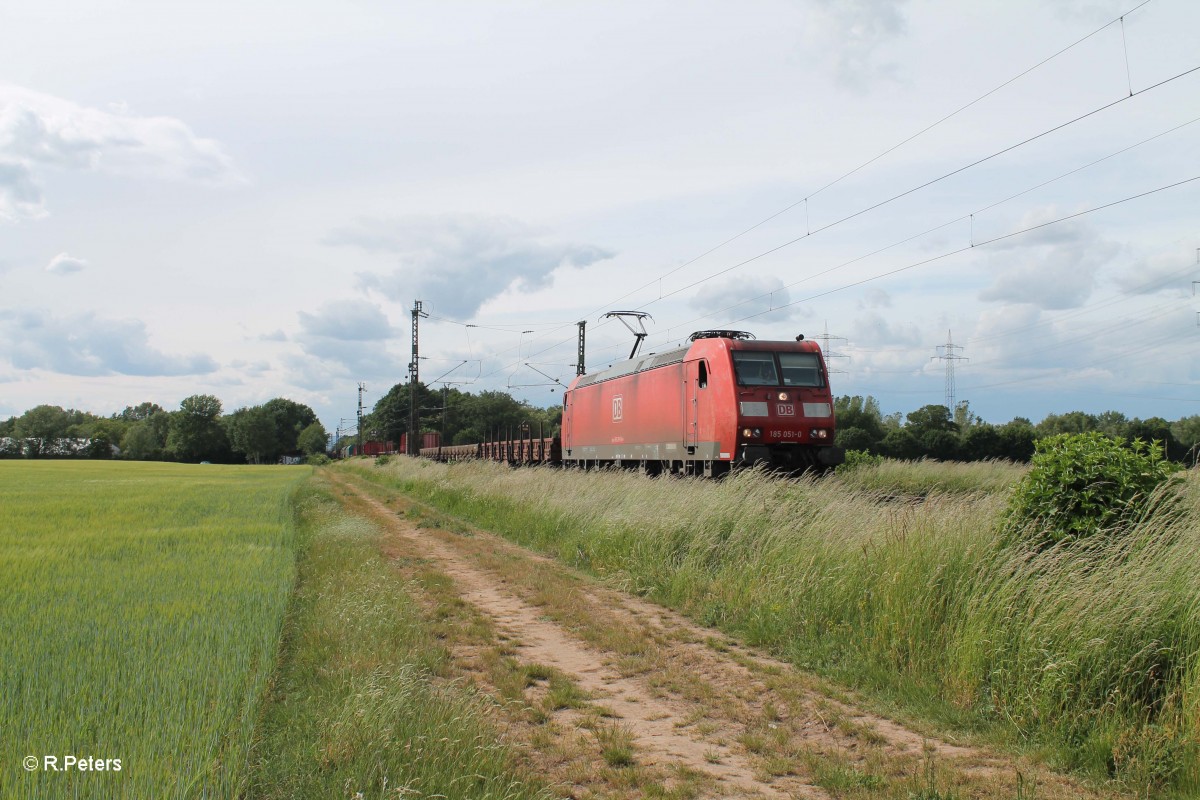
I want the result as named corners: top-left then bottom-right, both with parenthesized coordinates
top-left (688, 330), bottom-right (756, 341)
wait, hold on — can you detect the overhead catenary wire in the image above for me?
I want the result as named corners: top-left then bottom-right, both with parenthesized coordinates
top-left (411, 6), bottom-right (1197, 402)
top-left (719, 176), bottom-right (1200, 327)
top-left (568, 0), bottom-right (1156, 320)
top-left (967, 263), bottom-right (1199, 344)
top-left (575, 166), bottom-right (1199, 367)
top-left (500, 63), bottom-right (1200, 374)
top-left (638, 63), bottom-right (1200, 311)
top-left (471, 3), bottom-right (1170, 374)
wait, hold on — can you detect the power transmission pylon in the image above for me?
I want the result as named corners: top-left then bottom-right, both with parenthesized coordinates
top-left (932, 330), bottom-right (967, 413)
top-left (812, 321), bottom-right (849, 375)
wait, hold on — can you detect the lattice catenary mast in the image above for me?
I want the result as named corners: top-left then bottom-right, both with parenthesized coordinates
top-left (408, 300), bottom-right (428, 455)
top-left (357, 382), bottom-right (366, 454)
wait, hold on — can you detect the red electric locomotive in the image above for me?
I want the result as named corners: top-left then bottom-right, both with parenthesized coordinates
top-left (561, 330), bottom-right (844, 476)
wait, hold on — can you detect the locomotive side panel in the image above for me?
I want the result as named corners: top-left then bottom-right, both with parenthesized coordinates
top-left (564, 362), bottom-right (688, 463)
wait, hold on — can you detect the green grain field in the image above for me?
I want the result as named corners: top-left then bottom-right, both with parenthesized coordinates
top-left (0, 460), bottom-right (308, 800)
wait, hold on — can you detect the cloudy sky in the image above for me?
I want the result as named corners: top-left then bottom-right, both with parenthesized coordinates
top-left (2, 0), bottom-right (1198, 434)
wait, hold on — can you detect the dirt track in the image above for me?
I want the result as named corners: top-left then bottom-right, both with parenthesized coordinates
top-left (329, 471), bottom-right (1111, 799)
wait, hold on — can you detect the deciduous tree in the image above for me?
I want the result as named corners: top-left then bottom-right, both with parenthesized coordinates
top-left (14, 405), bottom-right (70, 457)
top-left (167, 395), bottom-right (230, 462)
top-left (298, 421), bottom-right (329, 456)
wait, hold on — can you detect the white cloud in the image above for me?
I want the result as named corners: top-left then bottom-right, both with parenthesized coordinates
top-left (0, 160), bottom-right (44, 221)
top-left (978, 213), bottom-right (1121, 310)
top-left (850, 310), bottom-right (922, 349)
top-left (807, 0), bottom-right (910, 91)
top-left (1051, 0), bottom-right (1126, 24)
top-left (0, 308), bottom-right (218, 377)
top-left (0, 83), bottom-right (242, 220)
top-left (44, 252), bottom-right (86, 275)
top-left (1110, 244), bottom-right (1195, 297)
top-left (229, 359), bottom-right (271, 377)
top-left (288, 299), bottom-right (407, 386)
top-left (857, 288), bottom-right (892, 309)
top-left (328, 214), bottom-right (614, 318)
top-left (689, 274), bottom-right (803, 323)
top-left (297, 299), bottom-right (393, 341)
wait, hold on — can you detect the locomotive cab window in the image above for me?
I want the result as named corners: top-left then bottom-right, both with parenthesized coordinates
top-left (778, 352), bottom-right (824, 387)
top-left (732, 352), bottom-right (780, 386)
top-left (698, 361), bottom-right (708, 388)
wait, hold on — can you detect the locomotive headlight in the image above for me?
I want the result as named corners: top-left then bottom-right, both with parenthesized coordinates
top-left (741, 427), bottom-right (762, 439)
top-left (778, 392), bottom-right (789, 401)
top-left (811, 428), bottom-right (829, 439)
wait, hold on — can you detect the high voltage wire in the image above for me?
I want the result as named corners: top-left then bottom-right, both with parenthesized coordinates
top-left (865, 326), bottom-right (1196, 399)
top-left (958, 327), bottom-right (1195, 394)
top-left (844, 295), bottom-right (1191, 378)
top-left (750, 258), bottom-right (1195, 367)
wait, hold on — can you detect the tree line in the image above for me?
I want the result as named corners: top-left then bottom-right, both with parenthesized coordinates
top-left (835, 396), bottom-right (1200, 463)
top-left (360, 382), bottom-right (562, 448)
top-left (5, 385), bottom-right (1197, 465)
top-left (0, 396), bottom-right (328, 464)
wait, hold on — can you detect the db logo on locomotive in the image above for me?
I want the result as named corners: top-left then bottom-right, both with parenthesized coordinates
top-left (612, 395), bottom-right (623, 422)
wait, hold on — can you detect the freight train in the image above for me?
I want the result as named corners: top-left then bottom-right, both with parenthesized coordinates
top-left (340, 432), bottom-right (439, 459)
top-left (422, 330), bottom-right (843, 476)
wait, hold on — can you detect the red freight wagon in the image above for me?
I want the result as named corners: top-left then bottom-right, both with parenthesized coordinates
top-left (399, 432), bottom-right (440, 453)
top-left (562, 330), bottom-right (843, 476)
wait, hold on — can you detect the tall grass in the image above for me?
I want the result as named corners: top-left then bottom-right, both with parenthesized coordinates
top-left (835, 456), bottom-right (1028, 496)
top-left (347, 457), bottom-right (1200, 793)
top-left (0, 460), bottom-right (307, 800)
top-left (245, 480), bottom-right (547, 800)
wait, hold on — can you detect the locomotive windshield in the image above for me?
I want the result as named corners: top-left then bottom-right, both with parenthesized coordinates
top-left (733, 351), bottom-right (824, 387)
top-left (732, 352), bottom-right (779, 386)
top-left (779, 352), bottom-right (824, 387)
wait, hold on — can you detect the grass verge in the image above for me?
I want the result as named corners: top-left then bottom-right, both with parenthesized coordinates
top-left (341, 456), bottom-right (1200, 795)
top-left (244, 475), bottom-right (547, 800)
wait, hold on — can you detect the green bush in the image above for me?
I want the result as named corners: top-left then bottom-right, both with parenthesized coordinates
top-left (305, 453), bottom-right (331, 466)
top-left (1004, 432), bottom-right (1181, 547)
top-left (374, 454), bottom-right (392, 466)
top-left (836, 449), bottom-right (884, 473)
